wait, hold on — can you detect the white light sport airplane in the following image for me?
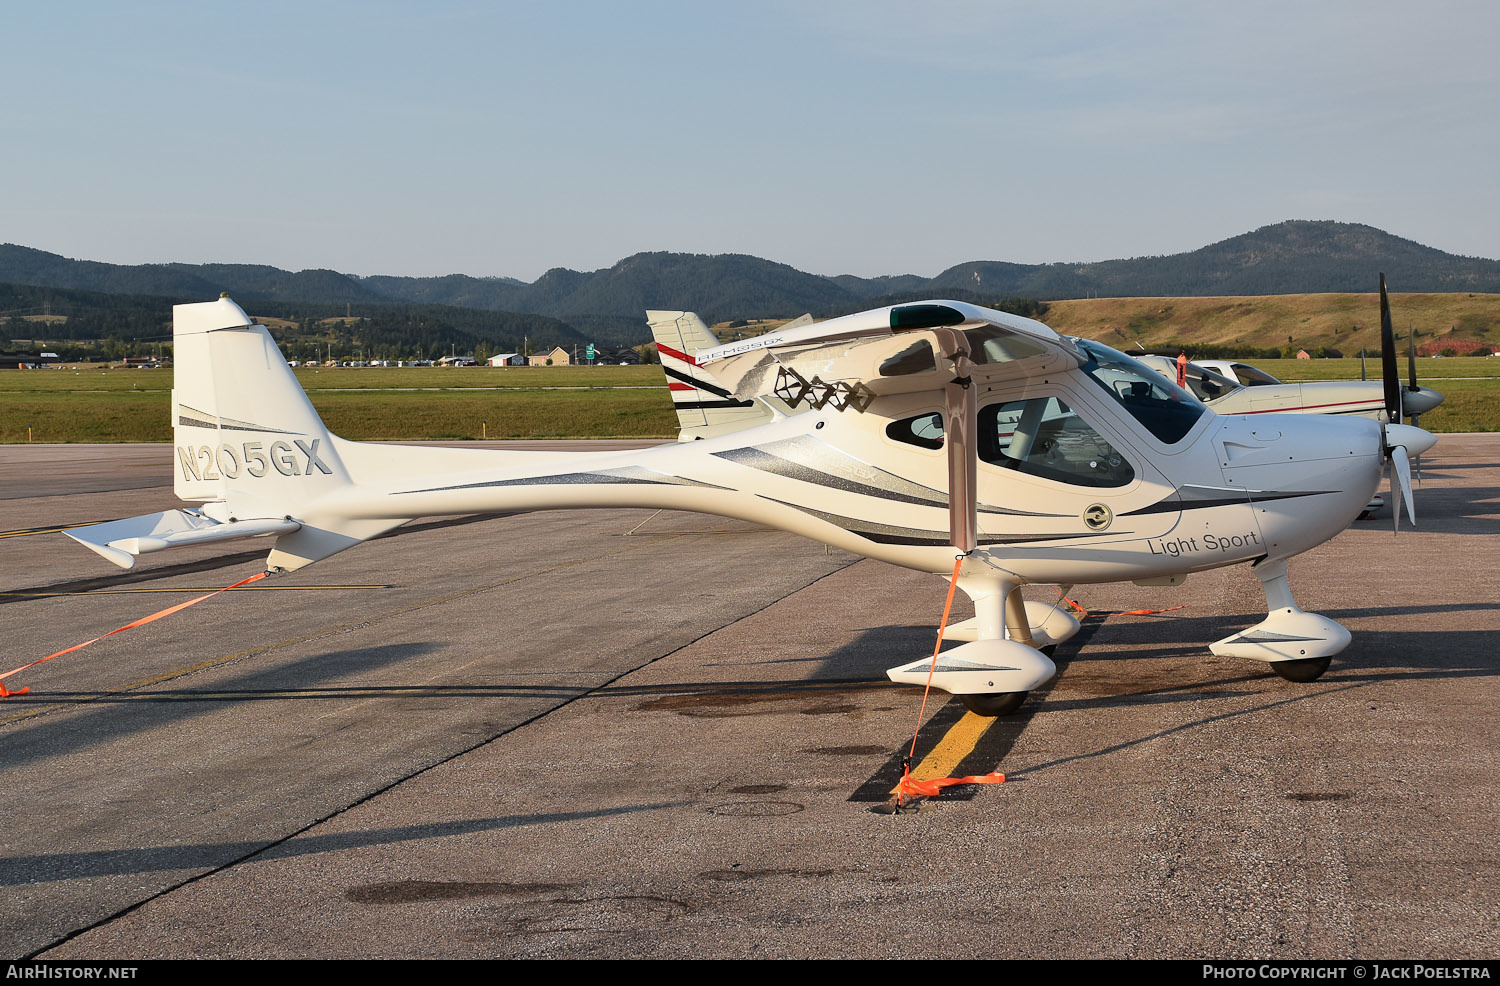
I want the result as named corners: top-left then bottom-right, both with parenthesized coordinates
top-left (63, 280), bottom-right (1436, 717)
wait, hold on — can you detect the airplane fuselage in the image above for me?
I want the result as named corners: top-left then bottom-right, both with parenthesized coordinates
top-left (286, 361), bottom-right (1385, 587)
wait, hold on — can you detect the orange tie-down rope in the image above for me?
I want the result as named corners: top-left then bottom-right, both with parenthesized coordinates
top-left (896, 555), bottom-right (1006, 805)
top-left (1056, 587), bottom-right (1184, 618)
top-left (892, 580), bottom-right (1184, 804)
top-left (0, 570), bottom-right (270, 698)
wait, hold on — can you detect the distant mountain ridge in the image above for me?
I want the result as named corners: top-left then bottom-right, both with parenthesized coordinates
top-left (5, 221), bottom-right (1499, 344)
top-left (924, 222), bottom-right (1500, 298)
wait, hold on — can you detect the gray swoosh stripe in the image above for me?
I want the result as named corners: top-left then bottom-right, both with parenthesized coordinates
top-left (718, 435), bottom-right (1067, 517)
top-left (176, 405), bottom-right (298, 435)
top-left (395, 466), bottom-right (726, 496)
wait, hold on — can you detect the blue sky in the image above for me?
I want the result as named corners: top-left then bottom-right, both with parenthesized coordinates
top-left (4, 1), bottom-right (1497, 280)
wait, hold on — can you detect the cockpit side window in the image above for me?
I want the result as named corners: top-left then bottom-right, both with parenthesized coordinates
top-left (1074, 338), bottom-right (1206, 445)
top-left (980, 397), bottom-right (1135, 488)
top-left (885, 411), bottom-right (945, 450)
top-left (885, 400), bottom-right (1136, 489)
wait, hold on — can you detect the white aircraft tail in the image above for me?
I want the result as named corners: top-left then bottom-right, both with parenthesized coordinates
top-left (646, 311), bottom-right (809, 441)
top-left (171, 297), bottom-right (348, 509)
top-left (66, 297), bottom-right (412, 572)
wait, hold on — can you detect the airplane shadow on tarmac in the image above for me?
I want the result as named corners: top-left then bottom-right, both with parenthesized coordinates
top-left (856, 605), bottom-right (1500, 790)
top-left (1, 642), bottom-right (451, 770)
top-left (986, 623), bottom-right (1497, 781)
top-left (1000, 682), bottom-right (1371, 780)
top-left (4, 514), bottom-right (508, 605)
top-left (1381, 483), bottom-right (1500, 533)
top-left (559, 603), bottom-right (1496, 729)
top-left (1063, 604), bottom-right (1500, 655)
top-left (0, 804), bottom-right (686, 888)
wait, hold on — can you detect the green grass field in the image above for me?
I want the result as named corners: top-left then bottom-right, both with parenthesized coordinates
top-left (0, 365), bottom-right (678, 443)
top-left (3, 358), bottom-right (1496, 443)
top-left (0, 364), bottom-right (665, 394)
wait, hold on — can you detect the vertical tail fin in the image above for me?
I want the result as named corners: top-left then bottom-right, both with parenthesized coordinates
top-left (646, 311), bottom-right (812, 441)
top-left (171, 297), bottom-right (350, 518)
top-left (170, 297), bottom-right (409, 571)
top-left (65, 297), bottom-right (381, 571)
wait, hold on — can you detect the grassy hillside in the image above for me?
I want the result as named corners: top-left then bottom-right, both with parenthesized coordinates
top-left (1042, 292), bottom-right (1500, 355)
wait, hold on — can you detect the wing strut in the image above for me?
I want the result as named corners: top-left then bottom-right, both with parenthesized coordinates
top-left (935, 328), bottom-right (978, 553)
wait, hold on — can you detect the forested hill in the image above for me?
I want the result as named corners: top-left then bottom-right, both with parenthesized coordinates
top-left (5, 221), bottom-right (1500, 345)
top-left (922, 221), bottom-right (1500, 298)
top-left (0, 280), bottom-right (584, 361)
top-left (362, 252), bottom-right (853, 324)
top-left (0, 244), bottom-right (385, 304)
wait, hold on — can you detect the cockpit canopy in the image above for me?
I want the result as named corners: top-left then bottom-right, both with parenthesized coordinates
top-left (1071, 339), bottom-right (1207, 445)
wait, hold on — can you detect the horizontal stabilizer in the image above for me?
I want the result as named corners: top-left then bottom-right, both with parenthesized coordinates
top-left (64, 509), bottom-right (300, 570)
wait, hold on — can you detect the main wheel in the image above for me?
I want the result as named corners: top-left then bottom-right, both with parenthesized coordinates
top-left (1271, 656), bottom-right (1332, 683)
top-left (960, 691), bottom-right (1029, 717)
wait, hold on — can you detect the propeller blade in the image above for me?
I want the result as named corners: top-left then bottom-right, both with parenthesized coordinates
top-left (1407, 325), bottom-right (1419, 392)
top-left (1406, 330), bottom-right (1424, 429)
top-left (1387, 453), bottom-right (1401, 535)
top-left (1390, 444), bottom-right (1415, 527)
top-left (1379, 274), bottom-right (1401, 425)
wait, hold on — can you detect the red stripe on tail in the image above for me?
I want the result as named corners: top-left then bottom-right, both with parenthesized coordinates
top-left (655, 343), bottom-right (699, 366)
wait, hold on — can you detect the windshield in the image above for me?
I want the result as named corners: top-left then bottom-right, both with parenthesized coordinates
top-left (1230, 363), bottom-right (1282, 387)
top-left (1074, 339), bottom-right (1207, 445)
top-left (1179, 364), bottom-right (1240, 402)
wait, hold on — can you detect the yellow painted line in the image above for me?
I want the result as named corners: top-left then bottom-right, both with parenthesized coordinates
top-left (890, 711), bottom-right (994, 794)
top-left (0, 585), bottom-right (388, 597)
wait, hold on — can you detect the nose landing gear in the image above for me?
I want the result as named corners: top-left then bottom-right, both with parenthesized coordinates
top-left (1209, 559), bottom-right (1347, 683)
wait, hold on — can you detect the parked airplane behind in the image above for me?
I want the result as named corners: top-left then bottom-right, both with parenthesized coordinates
top-left (1149, 356), bottom-right (1445, 423)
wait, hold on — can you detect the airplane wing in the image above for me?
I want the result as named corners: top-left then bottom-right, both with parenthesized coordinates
top-left (697, 301), bottom-right (1082, 552)
top-left (696, 301), bottom-right (1081, 407)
